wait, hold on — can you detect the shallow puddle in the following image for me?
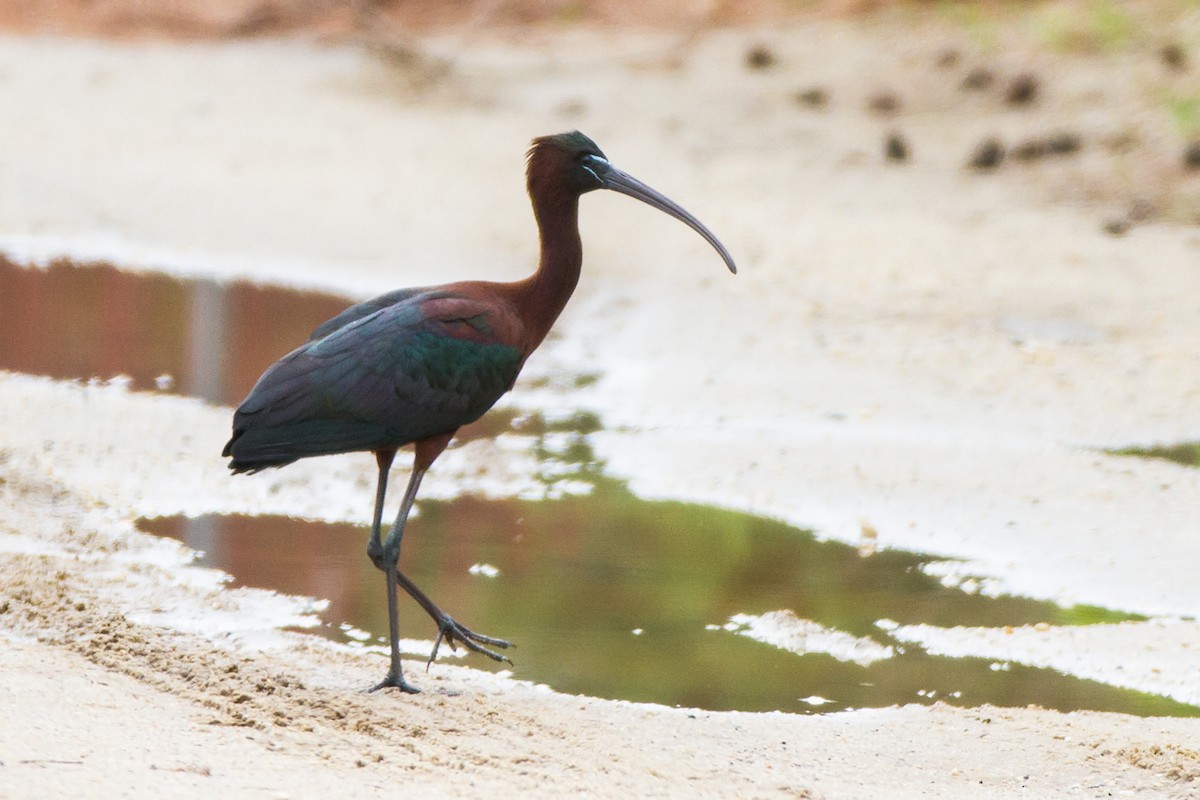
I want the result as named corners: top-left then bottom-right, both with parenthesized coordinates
top-left (0, 255), bottom-right (348, 404)
top-left (141, 472), bottom-right (1193, 716)
top-left (6, 256), bottom-right (1193, 715)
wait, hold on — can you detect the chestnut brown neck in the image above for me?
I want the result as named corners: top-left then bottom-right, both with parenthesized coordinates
top-left (513, 186), bottom-right (583, 351)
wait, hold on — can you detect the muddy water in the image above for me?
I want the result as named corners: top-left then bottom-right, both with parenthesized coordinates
top-left (0, 255), bottom-right (348, 404)
top-left (141, 480), bottom-right (1194, 716)
top-left (5, 257), bottom-right (1196, 715)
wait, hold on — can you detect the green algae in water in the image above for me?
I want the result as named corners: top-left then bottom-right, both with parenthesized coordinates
top-left (141, 474), bottom-right (1194, 718)
top-left (141, 412), bottom-right (1196, 716)
top-left (1108, 442), bottom-right (1200, 469)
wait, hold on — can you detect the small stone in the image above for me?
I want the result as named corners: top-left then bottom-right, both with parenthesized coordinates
top-left (867, 91), bottom-right (901, 115)
top-left (968, 138), bottom-right (1004, 170)
top-left (961, 67), bottom-right (994, 91)
top-left (794, 87), bottom-right (828, 109)
top-left (1005, 73), bottom-right (1039, 106)
top-left (884, 131), bottom-right (909, 162)
top-left (745, 45), bottom-right (776, 70)
top-left (1045, 131), bottom-right (1081, 155)
top-left (1103, 218), bottom-right (1131, 236)
top-left (1160, 43), bottom-right (1187, 72)
top-left (1184, 140), bottom-right (1200, 170)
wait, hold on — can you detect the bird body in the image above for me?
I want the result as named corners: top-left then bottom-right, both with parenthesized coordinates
top-left (225, 286), bottom-right (527, 473)
top-left (225, 131), bottom-right (735, 693)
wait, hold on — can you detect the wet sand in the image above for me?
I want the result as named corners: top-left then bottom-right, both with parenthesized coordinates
top-left (2, 6), bottom-right (1200, 797)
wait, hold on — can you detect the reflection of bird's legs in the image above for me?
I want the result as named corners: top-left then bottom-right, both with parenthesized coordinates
top-left (366, 447), bottom-right (511, 694)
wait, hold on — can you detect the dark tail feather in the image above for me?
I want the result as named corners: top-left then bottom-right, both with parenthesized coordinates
top-left (224, 421), bottom-right (390, 474)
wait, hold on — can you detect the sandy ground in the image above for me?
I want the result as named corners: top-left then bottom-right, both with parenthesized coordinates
top-left (3, 3), bottom-right (1200, 797)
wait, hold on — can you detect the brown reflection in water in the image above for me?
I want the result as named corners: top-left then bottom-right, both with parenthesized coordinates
top-left (145, 513), bottom-right (374, 634)
top-left (142, 507), bottom-right (516, 649)
top-left (0, 256), bottom-right (350, 404)
top-left (142, 497), bottom-right (535, 647)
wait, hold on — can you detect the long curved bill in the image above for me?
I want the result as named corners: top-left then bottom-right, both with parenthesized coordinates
top-left (601, 167), bottom-right (738, 275)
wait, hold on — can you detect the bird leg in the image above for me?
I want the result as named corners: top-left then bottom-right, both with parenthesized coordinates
top-left (392, 570), bottom-right (512, 668)
top-left (365, 448), bottom-right (511, 693)
top-left (365, 448), bottom-right (419, 693)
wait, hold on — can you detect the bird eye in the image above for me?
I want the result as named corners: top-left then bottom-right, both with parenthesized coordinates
top-left (578, 153), bottom-right (608, 181)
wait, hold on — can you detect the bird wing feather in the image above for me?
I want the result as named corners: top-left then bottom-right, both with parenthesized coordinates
top-left (225, 290), bottom-right (523, 470)
top-left (307, 286), bottom-right (429, 342)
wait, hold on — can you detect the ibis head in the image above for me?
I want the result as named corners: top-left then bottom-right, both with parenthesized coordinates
top-left (526, 131), bottom-right (737, 274)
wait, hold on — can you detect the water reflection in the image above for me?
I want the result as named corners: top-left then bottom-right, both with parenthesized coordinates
top-left (188, 278), bottom-right (230, 403)
top-left (8, 255), bottom-right (1193, 716)
top-left (140, 481), bottom-right (1194, 717)
top-left (0, 255), bottom-right (349, 404)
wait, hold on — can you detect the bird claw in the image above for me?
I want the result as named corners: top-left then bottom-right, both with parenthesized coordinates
top-left (426, 616), bottom-right (513, 669)
top-left (368, 672), bottom-right (421, 694)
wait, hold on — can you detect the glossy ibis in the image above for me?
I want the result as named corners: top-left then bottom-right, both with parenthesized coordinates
top-left (223, 131), bottom-right (736, 693)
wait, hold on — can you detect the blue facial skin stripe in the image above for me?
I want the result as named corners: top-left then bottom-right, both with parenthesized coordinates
top-left (581, 154), bottom-right (609, 182)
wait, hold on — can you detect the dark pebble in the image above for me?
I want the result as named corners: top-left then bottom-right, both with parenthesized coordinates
top-left (795, 87), bottom-right (829, 109)
top-left (1045, 131), bottom-right (1082, 155)
top-left (1103, 218), bottom-right (1131, 237)
top-left (1005, 73), bottom-right (1039, 105)
top-left (885, 132), bottom-right (909, 162)
top-left (961, 67), bottom-right (994, 91)
top-left (968, 138), bottom-right (1005, 170)
top-left (1185, 140), bottom-right (1200, 170)
top-left (1160, 43), bottom-right (1187, 72)
top-left (867, 92), bottom-right (901, 115)
top-left (1012, 132), bottom-right (1082, 162)
top-left (745, 45), bottom-right (776, 70)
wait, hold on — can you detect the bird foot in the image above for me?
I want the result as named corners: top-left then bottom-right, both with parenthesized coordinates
top-left (427, 616), bottom-right (513, 669)
top-left (368, 672), bottom-right (421, 694)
